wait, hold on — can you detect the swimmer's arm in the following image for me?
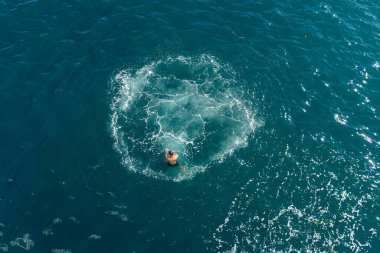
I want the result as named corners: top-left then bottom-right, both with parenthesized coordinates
top-left (164, 148), bottom-right (169, 156)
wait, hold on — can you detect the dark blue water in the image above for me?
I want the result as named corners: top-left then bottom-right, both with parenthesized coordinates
top-left (1, 0), bottom-right (379, 252)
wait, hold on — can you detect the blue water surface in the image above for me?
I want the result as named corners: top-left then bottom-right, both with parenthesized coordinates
top-left (1, 0), bottom-right (379, 252)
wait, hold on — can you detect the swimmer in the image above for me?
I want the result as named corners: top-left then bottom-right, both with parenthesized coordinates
top-left (165, 148), bottom-right (179, 167)
top-left (164, 148), bottom-right (186, 171)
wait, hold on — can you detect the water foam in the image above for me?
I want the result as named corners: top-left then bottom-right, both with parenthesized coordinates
top-left (110, 55), bottom-right (260, 181)
top-left (10, 234), bottom-right (34, 251)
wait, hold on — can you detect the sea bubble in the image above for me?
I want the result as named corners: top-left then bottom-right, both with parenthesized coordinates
top-left (110, 55), bottom-right (260, 181)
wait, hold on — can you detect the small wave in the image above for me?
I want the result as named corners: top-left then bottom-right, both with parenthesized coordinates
top-left (10, 234), bottom-right (34, 251)
top-left (212, 141), bottom-right (378, 252)
top-left (110, 54), bottom-right (261, 181)
top-left (51, 249), bottom-right (72, 253)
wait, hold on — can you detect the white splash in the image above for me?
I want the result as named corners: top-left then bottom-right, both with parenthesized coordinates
top-left (110, 55), bottom-right (261, 181)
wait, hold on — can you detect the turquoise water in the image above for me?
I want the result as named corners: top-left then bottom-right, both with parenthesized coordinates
top-left (1, 0), bottom-right (379, 252)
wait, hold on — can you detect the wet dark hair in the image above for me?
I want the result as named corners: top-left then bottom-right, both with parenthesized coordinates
top-left (168, 150), bottom-right (174, 155)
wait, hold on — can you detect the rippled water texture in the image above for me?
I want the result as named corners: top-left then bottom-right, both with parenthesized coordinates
top-left (0, 0), bottom-right (379, 252)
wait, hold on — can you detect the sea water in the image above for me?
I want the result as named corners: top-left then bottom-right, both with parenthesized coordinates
top-left (0, 0), bottom-right (379, 252)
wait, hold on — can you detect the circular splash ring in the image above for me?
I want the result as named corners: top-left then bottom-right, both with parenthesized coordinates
top-left (110, 55), bottom-right (259, 181)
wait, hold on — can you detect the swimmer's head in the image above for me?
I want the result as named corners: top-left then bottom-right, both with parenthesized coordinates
top-left (168, 150), bottom-right (174, 155)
